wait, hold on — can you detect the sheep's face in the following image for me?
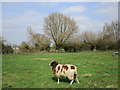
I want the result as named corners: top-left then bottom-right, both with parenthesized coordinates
top-left (49, 61), bottom-right (58, 67)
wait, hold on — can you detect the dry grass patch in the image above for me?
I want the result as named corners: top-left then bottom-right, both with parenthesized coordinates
top-left (34, 58), bottom-right (52, 60)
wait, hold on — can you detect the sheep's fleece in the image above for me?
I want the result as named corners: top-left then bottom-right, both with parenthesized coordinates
top-left (49, 61), bottom-right (79, 84)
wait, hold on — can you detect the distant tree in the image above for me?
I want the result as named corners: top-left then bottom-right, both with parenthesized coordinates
top-left (102, 21), bottom-right (119, 50)
top-left (27, 27), bottom-right (50, 51)
top-left (2, 38), bottom-right (13, 54)
top-left (20, 42), bottom-right (30, 50)
top-left (2, 45), bottom-right (13, 54)
top-left (63, 35), bottom-right (83, 52)
top-left (118, 22), bottom-right (120, 49)
top-left (81, 31), bottom-right (99, 51)
top-left (1, 37), bottom-right (13, 54)
top-left (19, 41), bottom-right (30, 53)
top-left (103, 21), bottom-right (118, 43)
top-left (44, 13), bottom-right (78, 50)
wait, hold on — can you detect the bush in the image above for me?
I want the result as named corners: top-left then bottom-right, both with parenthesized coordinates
top-left (2, 44), bottom-right (13, 54)
top-left (58, 49), bottom-right (65, 53)
top-left (80, 43), bottom-right (91, 51)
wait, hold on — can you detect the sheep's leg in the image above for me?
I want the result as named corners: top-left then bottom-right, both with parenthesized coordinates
top-left (68, 76), bottom-right (74, 85)
top-left (57, 78), bottom-right (60, 84)
top-left (70, 80), bottom-right (74, 85)
top-left (76, 78), bottom-right (79, 84)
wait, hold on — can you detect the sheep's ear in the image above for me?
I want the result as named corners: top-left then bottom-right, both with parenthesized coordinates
top-left (55, 61), bottom-right (58, 64)
top-left (52, 61), bottom-right (58, 66)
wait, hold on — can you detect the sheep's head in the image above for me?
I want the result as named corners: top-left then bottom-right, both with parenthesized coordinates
top-left (49, 61), bottom-right (58, 67)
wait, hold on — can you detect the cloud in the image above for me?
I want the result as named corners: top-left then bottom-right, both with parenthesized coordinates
top-left (1, 0), bottom-right (119, 2)
top-left (61, 6), bottom-right (85, 14)
top-left (3, 10), bottom-right (46, 44)
top-left (74, 15), bottom-right (104, 33)
top-left (59, 4), bottom-right (104, 33)
top-left (93, 2), bottom-right (118, 21)
top-left (93, 6), bottom-right (117, 15)
top-left (3, 10), bottom-right (44, 32)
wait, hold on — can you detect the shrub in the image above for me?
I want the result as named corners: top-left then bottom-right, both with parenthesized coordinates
top-left (2, 44), bottom-right (13, 54)
top-left (58, 49), bottom-right (65, 53)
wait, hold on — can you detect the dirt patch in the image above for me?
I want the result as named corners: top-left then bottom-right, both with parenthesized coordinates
top-left (34, 58), bottom-right (52, 60)
top-left (81, 74), bottom-right (92, 77)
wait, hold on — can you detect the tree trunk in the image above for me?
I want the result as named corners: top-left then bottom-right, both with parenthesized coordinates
top-left (56, 44), bottom-right (61, 50)
top-left (93, 47), bottom-right (96, 51)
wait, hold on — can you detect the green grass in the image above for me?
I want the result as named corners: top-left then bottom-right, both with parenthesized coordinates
top-left (2, 51), bottom-right (118, 88)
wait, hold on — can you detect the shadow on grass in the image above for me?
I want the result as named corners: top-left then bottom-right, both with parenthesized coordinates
top-left (2, 84), bottom-right (13, 88)
top-left (52, 76), bottom-right (77, 84)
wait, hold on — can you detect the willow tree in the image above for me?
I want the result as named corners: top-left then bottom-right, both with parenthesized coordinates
top-left (44, 13), bottom-right (78, 50)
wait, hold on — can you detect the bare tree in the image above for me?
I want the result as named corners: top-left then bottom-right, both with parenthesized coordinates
top-left (44, 13), bottom-right (78, 50)
top-left (81, 31), bottom-right (99, 51)
top-left (102, 21), bottom-right (118, 44)
top-left (27, 27), bottom-right (50, 51)
top-left (101, 21), bottom-right (119, 50)
top-left (96, 21), bottom-right (119, 50)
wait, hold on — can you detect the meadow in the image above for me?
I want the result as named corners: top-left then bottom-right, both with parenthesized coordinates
top-left (2, 51), bottom-right (118, 88)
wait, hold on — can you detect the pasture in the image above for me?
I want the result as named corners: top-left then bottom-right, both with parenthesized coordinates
top-left (2, 51), bottom-right (118, 88)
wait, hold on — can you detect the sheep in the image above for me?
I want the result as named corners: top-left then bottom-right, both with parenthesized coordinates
top-left (49, 61), bottom-right (79, 85)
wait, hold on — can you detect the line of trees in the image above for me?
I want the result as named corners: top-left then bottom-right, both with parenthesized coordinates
top-left (2, 13), bottom-right (120, 54)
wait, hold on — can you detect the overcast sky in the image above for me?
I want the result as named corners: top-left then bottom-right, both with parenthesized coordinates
top-left (2, 2), bottom-right (118, 45)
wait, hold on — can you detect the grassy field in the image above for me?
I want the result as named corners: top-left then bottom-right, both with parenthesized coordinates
top-left (2, 51), bottom-right (118, 88)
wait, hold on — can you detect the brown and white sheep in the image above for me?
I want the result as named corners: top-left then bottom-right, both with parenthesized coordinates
top-left (49, 61), bottom-right (79, 85)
